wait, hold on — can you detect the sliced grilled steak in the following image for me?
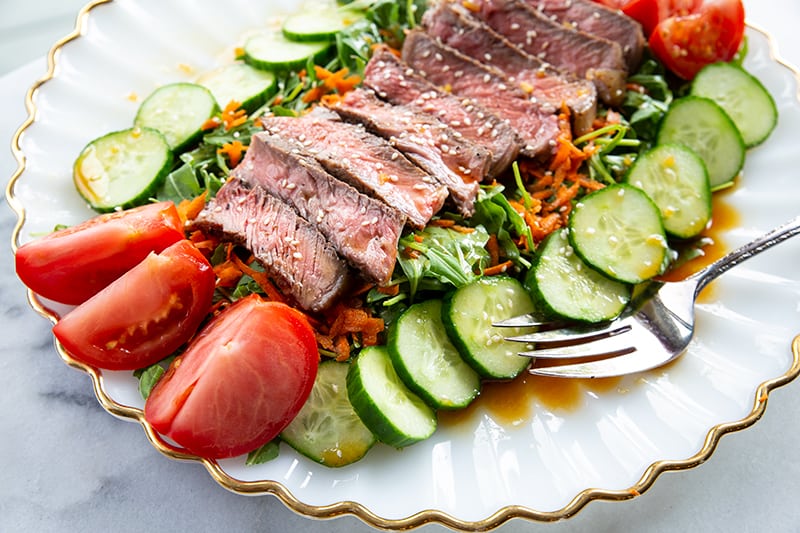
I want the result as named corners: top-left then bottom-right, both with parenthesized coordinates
top-left (422, 1), bottom-right (597, 134)
top-left (465, 0), bottom-right (628, 105)
top-left (231, 132), bottom-right (405, 284)
top-left (524, 0), bottom-right (645, 70)
top-left (328, 87), bottom-right (489, 216)
top-left (364, 46), bottom-right (521, 176)
top-left (194, 178), bottom-right (350, 312)
top-left (261, 114), bottom-right (447, 229)
top-left (401, 29), bottom-right (560, 159)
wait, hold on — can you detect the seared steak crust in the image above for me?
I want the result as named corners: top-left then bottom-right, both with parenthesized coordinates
top-left (194, 179), bottom-right (350, 312)
top-left (422, 1), bottom-right (597, 134)
top-left (465, 0), bottom-right (628, 105)
top-left (232, 132), bottom-right (405, 284)
top-left (328, 87), bottom-right (490, 216)
top-left (525, 0), bottom-right (645, 70)
top-left (364, 46), bottom-right (521, 176)
top-left (261, 114), bottom-right (448, 229)
top-left (401, 29), bottom-right (560, 159)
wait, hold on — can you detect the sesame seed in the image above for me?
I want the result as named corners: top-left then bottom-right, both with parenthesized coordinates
top-left (292, 252), bottom-right (303, 259)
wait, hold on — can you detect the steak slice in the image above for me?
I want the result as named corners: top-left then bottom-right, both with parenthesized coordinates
top-left (401, 29), bottom-right (560, 159)
top-left (328, 87), bottom-right (490, 216)
top-left (465, 0), bottom-right (628, 105)
top-left (194, 178), bottom-right (350, 312)
top-left (364, 46), bottom-right (521, 177)
top-left (422, 1), bottom-right (597, 134)
top-left (261, 114), bottom-right (447, 229)
top-left (524, 0), bottom-right (645, 70)
top-left (232, 132), bottom-right (405, 284)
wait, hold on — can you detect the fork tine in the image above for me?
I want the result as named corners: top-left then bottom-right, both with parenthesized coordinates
top-left (504, 318), bottom-right (632, 344)
top-left (529, 349), bottom-right (666, 379)
top-left (518, 331), bottom-right (636, 359)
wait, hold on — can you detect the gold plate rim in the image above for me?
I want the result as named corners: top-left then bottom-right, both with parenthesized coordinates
top-left (6, 3), bottom-right (800, 530)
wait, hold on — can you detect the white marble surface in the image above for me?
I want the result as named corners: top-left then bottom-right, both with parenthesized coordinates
top-left (3, 1), bottom-right (800, 531)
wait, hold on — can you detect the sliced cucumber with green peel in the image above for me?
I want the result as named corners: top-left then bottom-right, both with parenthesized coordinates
top-left (657, 96), bottom-right (745, 190)
top-left (134, 82), bottom-right (218, 152)
top-left (282, 8), bottom-right (364, 42)
top-left (691, 62), bottom-right (777, 148)
top-left (243, 30), bottom-right (331, 72)
top-left (569, 184), bottom-right (668, 284)
top-left (388, 299), bottom-right (480, 410)
top-left (625, 144), bottom-right (711, 239)
top-left (73, 127), bottom-right (172, 212)
top-left (442, 276), bottom-right (535, 379)
top-left (346, 346), bottom-right (436, 448)
top-left (196, 61), bottom-right (277, 112)
top-left (280, 360), bottom-right (376, 467)
top-left (526, 229), bottom-right (631, 323)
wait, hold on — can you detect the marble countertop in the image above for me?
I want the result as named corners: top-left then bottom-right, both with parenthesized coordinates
top-left (3, 1), bottom-right (800, 531)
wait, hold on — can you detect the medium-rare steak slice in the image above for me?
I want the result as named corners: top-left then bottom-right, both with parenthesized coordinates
top-left (328, 87), bottom-right (490, 216)
top-left (261, 114), bottom-right (447, 229)
top-left (422, 1), bottom-right (597, 134)
top-left (525, 0), bottom-right (645, 70)
top-left (232, 132), bottom-right (405, 284)
top-left (465, 0), bottom-right (628, 105)
top-left (194, 178), bottom-right (350, 312)
top-left (364, 46), bottom-right (521, 177)
top-left (401, 29), bottom-right (559, 159)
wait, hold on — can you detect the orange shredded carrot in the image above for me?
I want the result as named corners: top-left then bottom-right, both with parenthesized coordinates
top-left (220, 100), bottom-right (247, 130)
top-left (201, 117), bottom-right (222, 131)
top-left (229, 253), bottom-right (286, 304)
top-left (483, 260), bottom-right (514, 276)
top-left (430, 218), bottom-right (456, 227)
top-left (376, 284), bottom-right (400, 296)
top-left (176, 192), bottom-right (207, 225)
top-left (486, 234), bottom-right (500, 266)
top-left (333, 335), bottom-right (351, 361)
top-left (217, 140), bottom-right (246, 167)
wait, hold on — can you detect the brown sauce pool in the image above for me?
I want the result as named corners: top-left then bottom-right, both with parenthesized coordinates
top-left (440, 191), bottom-right (740, 427)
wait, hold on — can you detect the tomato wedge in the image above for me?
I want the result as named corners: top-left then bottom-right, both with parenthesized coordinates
top-left (621, 0), bottom-right (702, 36)
top-left (648, 0), bottom-right (745, 79)
top-left (53, 240), bottom-right (215, 371)
top-left (15, 201), bottom-right (185, 305)
top-left (144, 294), bottom-right (319, 459)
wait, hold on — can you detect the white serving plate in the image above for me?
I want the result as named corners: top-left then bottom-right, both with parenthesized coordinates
top-left (8, 0), bottom-right (800, 529)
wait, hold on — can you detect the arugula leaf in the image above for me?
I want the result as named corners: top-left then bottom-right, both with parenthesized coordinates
top-left (133, 355), bottom-right (176, 399)
top-left (245, 439), bottom-right (280, 465)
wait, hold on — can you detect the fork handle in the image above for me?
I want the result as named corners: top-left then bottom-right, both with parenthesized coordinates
top-left (689, 215), bottom-right (800, 293)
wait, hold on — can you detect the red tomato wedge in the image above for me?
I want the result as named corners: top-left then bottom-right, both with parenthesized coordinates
top-left (621, 0), bottom-right (702, 36)
top-left (53, 240), bottom-right (215, 371)
top-left (15, 201), bottom-right (185, 305)
top-left (649, 0), bottom-right (745, 79)
top-left (144, 294), bottom-right (319, 459)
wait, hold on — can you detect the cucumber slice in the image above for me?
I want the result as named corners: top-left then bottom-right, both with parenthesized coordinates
top-left (442, 277), bottom-right (535, 379)
top-left (691, 62), bottom-right (777, 148)
top-left (569, 184), bottom-right (668, 284)
top-left (526, 229), bottom-right (631, 323)
top-left (282, 8), bottom-right (364, 42)
top-left (625, 144), bottom-right (711, 239)
top-left (73, 127), bottom-right (172, 212)
top-left (388, 299), bottom-right (480, 410)
top-left (196, 61), bottom-right (277, 112)
top-left (346, 346), bottom-right (436, 448)
top-left (243, 30), bottom-right (331, 72)
top-left (134, 82), bottom-right (219, 152)
top-left (280, 360), bottom-right (376, 467)
top-left (657, 96), bottom-right (745, 190)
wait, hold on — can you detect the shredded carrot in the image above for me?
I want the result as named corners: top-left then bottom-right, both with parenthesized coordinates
top-left (220, 100), bottom-right (248, 130)
top-left (376, 284), bottom-right (400, 296)
top-left (430, 218), bottom-right (456, 227)
top-left (217, 140), bottom-right (246, 167)
top-left (302, 66), bottom-right (362, 104)
top-left (483, 260), bottom-right (514, 276)
top-left (229, 253), bottom-right (286, 304)
top-left (176, 192), bottom-right (207, 225)
top-left (486, 234), bottom-right (500, 266)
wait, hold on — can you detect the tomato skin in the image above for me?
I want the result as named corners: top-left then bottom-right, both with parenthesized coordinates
top-left (144, 294), bottom-right (319, 459)
top-left (622, 0), bottom-right (702, 35)
top-left (649, 0), bottom-right (745, 79)
top-left (591, 0), bottom-right (633, 9)
top-left (15, 201), bottom-right (185, 305)
top-left (53, 239), bottom-right (215, 371)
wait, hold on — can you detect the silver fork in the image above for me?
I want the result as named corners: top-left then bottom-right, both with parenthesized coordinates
top-left (496, 216), bottom-right (800, 378)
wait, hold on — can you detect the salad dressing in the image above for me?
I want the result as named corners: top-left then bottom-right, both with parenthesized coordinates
top-left (441, 193), bottom-right (740, 428)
